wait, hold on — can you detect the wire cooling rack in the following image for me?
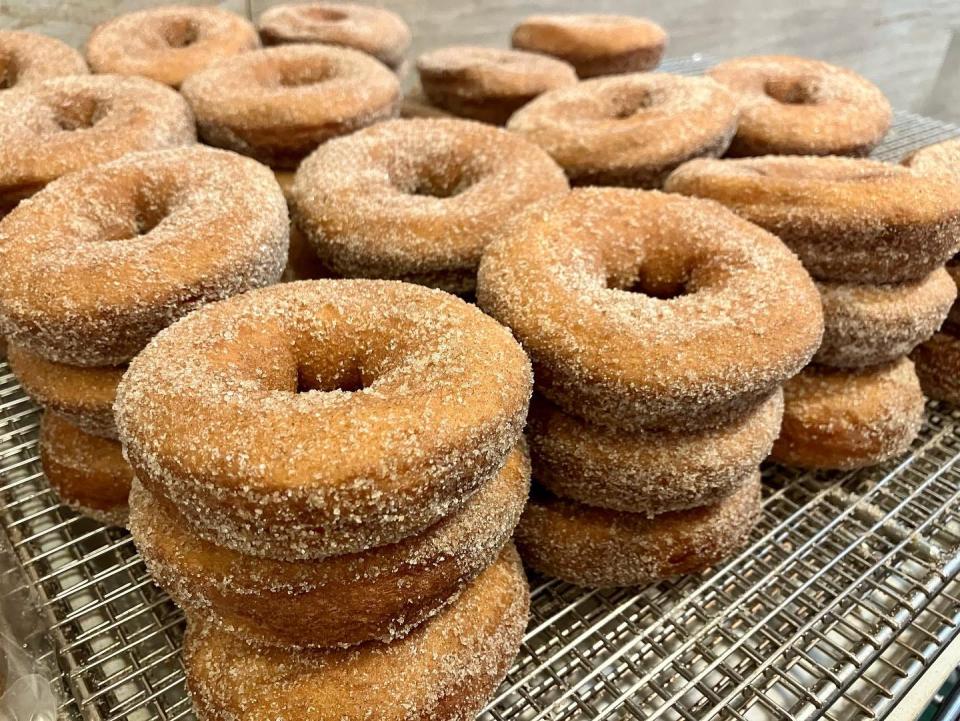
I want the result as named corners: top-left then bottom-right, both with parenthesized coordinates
top-left (3, 56), bottom-right (960, 721)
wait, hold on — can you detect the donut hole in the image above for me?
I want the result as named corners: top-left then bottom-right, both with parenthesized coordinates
top-left (398, 161), bottom-right (479, 199)
top-left (296, 366), bottom-right (365, 393)
top-left (0, 52), bottom-right (18, 90)
top-left (608, 87), bottom-right (664, 119)
top-left (52, 95), bottom-right (107, 132)
top-left (764, 77), bottom-right (821, 105)
top-left (162, 18), bottom-right (201, 48)
top-left (303, 7), bottom-right (349, 23)
top-left (272, 62), bottom-right (338, 88)
top-left (622, 277), bottom-right (689, 299)
top-left (609, 263), bottom-right (693, 300)
top-left (408, 174), bottom-right (474, 198)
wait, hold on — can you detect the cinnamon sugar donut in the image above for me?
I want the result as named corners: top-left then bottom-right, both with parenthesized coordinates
top-left (274, 169), bottom-right (329, 281)
top-left (512, 14), bottom-right (667, 78)
top-left (771, 359), bottom-right (925, 470)
top-left (184, 545), bottom-right (528, 721)
top-left (0, 74), bottom-right (194, 214)
top-left (40, 412), bottom-right (131, 527)
top-left (507, 73), bottom-right (738, 188)
top-left (0, 30), bottom-right (88, 89)
top-left (477, 188), bottom-right (823, 431)
top-left (180, 44), bottom-right (400, 168)
top-left (130, 445), bottom-right (528, 649)
top-left (291, 117), bottom-right (568, 293)
top-left (707, 55), bottom-right (892, 157)
top-left (814, 268), bottom-right (956, 368)
top-left (115, 280), bottom-right (532, 560)
top-left (258, 3), bottom-right (411, 70)
top-left (416, 46), bottom-right (576, 126)
top-left (0, 146), bottom-right (288, 366)
top-left (7, 344), bottom-right (122, 439)
top-left (516, 472), bottom-right (761, 588)
top-left (84, 5), bottom-right (259, 88)
top-left (903, 137), bottom-right (960, 175)
top-left (528, 392), bottom-right (782, 515)
top-left (912, 332), bottom-right (960, 407)
top-left (665, 156), bottom-right (960, 284)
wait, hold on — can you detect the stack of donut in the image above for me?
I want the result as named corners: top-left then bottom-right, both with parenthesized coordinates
top-left (478, 188), bottom-right (824, 586)
top-left (116, 280), bottom-right (533, 720)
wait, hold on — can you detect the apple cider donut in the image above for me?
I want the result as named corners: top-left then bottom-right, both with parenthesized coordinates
top-left (0, 74), bottom-right (194, 214)
top-left (0, 30), bottom-right (88, 90)
top-left (512, 14), bottom-right (667, 78)
top-left (84, 5), bottom-right (259, 88)
top-left (771, 359), bottom-right (925, 470)
top-left (507, 73), bottom-right (738, 188)
top-left (515, 472), bottom-right (761, 588)
top-left (665, 156), bottom-right (960, 284)
top-left (184, 545), bottom-right (528, 721)
top-left (477, 188), bottom-right (823, 431)
top-left (7, 345), bottom-right (123, 439)
top-left (528, 392), bottom-right (782, 515)
top-left (40, 412), bottom-right (132, 527)
top-left (0, 146), bottom-right (288, 366)
top-left (707, 55), bottom-right (891, 157)
top-left (258, 3), bottom-right (411, 70)
top-left (180, 44), bottom-right (400, 168)
top-left (912, 332), bottom-right (960, 407)
top-left (416, 46), bottom-right (576, 125)
top-left (130, 445), bottom-right (529, 648)
top-left (115, 280), bottom-right (532, 561)
top-left (291, 117), bottom-right (568, 293)
top-left (814, 268), bottom-right (956, 368)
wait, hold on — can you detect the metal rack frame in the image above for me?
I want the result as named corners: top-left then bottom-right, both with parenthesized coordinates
top-left (2, 57), bottom-right (960, 721)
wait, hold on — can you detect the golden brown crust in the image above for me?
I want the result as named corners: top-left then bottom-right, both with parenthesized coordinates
top-left (511, 14), bottom-right (667, 78)
top-left (7, 344), bottom-right (123, 439)
top-left (84, 4), bottom-right (260, 88)
top-left (665, 156), bottom-right (960, 284)
top-left (477, 188), bottom-right (823, 431)
top-left (515, 473), bottom-right (761, 588)
top-left (291, 118), bottom-right (568, 294)
top-left (707, 55), bottom-right (891, 157)
top-left (508, 72), bottom-right (737, 188)
top-left (39, 412), bottom-right (131, 526)
top-left (912, 331), bottom-right (960, 407)
top-left (183, 545), bottom-right (529, 721)
top-left (180, 44), bottom-right (400, 169)
top-left (0, 30), bottom-right (88, 89)
top-left (771, 359), bottom-right (925, 470)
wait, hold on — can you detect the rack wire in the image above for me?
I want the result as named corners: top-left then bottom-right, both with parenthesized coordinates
top-left (3, 56), bottom-right (960, 721)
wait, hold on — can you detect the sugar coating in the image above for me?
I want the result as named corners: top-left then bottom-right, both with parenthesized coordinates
top-left (507, 72), bottom-right (738, 188)
top-left (182, 545), bottom-right (529, 721)
top-left (912, 332), bottom-right (960, 406)
top-left (515, 472), bottom-right (761, 588)
top-left (180, 44), bottom-right (400, 168)
top-left (114, 279), bottom-right (532, 561)
top-left (291, 117), bottom-right (569, 294)
top-left (665, 155), bottom-right (960, 284)
top-left (477, 187), bottom-right (823, 432)
top-left (707, 55), bottom-right (891, 157)
top-left (84, 4), bottom-right (260, 88)
top-left (0, 30), bottom-right (88, 89)
top-left (528, 391), bottom-right (782, 515)
top-left (0, 146), bottom-right (289, 367)
top-left (771, 359), bottom-right (925, 470)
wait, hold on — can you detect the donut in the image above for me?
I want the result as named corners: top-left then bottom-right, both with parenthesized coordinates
top-left (0, 30), bottom-right (88, 90)
top-left (129, 444), bottom-right (528, 649)
top-left (528, 391), bottom-right (782, 515)
top-left (84, 5), bottom-right (259, 88)
top-left (0, 74), bottom-right (195, 214)
top-left (258, 3), bottom-right (411, 70)
top-left (771, 359), bottom-right (925, 470)
top-left (180, 44), bottom-right (400, 169)
top-left (515, 472), bottom-right (761, 588)
top-left (0, 146), bottom-right (288, 367)
top-left (477, 188), bottom-right (823, 431)
top-left (706, 55), bottom-right (892, 157)
top-left (183, 544), bottom-right (528, 721)
top-left (511, 14), bottom-right (667, 79)
top-left (665, 156), bottom-right (960, 284)
top-left (7, 344), bottom-right (123, 439)
top-left (903, 137), bottom-right (960, 176)
top-left (39, 412), bottom-right (131, 527)
top-left (273, 169), bottom-right (329, 281)
top-left (912, 332), bottom-right (960, 407)
top-left (814, 268), bottom-right (956, 368)
top-left (114, 280), bottom-right (532, 561)
top-left (416, 46), bottom-right (577, 126)
top-left (291, 117), bottom-right (569, 294)
top-left (507, 73), bottom-right (738, 188)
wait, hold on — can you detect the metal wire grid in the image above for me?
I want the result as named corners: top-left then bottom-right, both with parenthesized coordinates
top-left (1, 60), bottom-right (960, 721)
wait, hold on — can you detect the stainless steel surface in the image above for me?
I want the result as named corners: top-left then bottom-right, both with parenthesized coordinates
top-left (2, 56), bottom-right (960, 721)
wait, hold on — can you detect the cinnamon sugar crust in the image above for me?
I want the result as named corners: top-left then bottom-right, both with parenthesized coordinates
top-left (0, 30), bottom-right (88, 90)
